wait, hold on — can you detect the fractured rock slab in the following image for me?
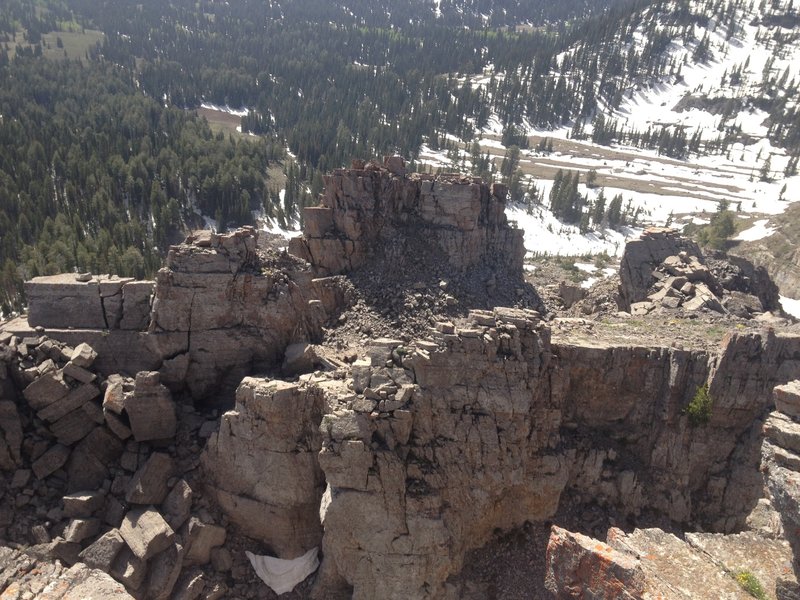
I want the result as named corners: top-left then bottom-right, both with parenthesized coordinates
top-left (125, 452), bottom-right (174, 505)
top-left (32, 443), bottom-right (70, 479)
top-left (78, 528), bottom-right (125, 572)
top-left (119, 507), bottom-right (175, 561)
top-left (126, 371), bottom-right (176, 441)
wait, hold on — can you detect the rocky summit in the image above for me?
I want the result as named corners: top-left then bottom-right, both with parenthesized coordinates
top-left (0, 157), bottom-right (799, 599)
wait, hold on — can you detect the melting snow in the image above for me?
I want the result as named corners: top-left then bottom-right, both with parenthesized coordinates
top-left (200, 102), bottom-right (250, 117)
top-left (780, 295), bottom-right (800, 319)
top-left (735, 219), bottom-right (777, 241)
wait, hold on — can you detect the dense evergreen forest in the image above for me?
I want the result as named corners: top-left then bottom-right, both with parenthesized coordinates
top-left (1, 0), bottom-right (799, 312)
top-left (0, 56), bottom-right (284, 313)
top-left (0, 0), bottom-right (627, 312)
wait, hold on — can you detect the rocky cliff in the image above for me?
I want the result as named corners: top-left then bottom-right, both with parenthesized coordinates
top-left (2, 158), bottom-right (800, 599)
top-left (202, 308), bottom-right (800, 598)
top-left (288, 158), bottom-right (525, 277)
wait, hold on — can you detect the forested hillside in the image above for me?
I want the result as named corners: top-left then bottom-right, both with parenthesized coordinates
top-left (2, 0), bottom-right (799, 312)
top-left (0, 0), bottom-right (626, 312)
top-left (0, 57), bottom-right (284, 313)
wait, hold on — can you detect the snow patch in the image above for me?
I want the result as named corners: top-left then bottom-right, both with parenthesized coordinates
top-left (200, 102), bottom-right (250, 117)
top-left (780, 295), bottom-right (800, 319)
top-left (735, 219), bottom-right (776, 241)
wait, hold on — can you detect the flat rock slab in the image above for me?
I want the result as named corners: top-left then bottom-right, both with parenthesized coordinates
top-left (25, 275), bottom-right (107, 329)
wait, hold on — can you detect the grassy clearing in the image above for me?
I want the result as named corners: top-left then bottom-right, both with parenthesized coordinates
top-left (6, 29), bottom-right (104, 61)
top-left (477, 134), bottom-right (746, 204)
top-left (194, 107), bottom-right (261, 141)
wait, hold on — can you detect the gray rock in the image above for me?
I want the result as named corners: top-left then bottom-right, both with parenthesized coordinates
top-left (125, 452), bottom-right (174, 505)
top-left (119, 507), bottom-right (175, 560)
top-left (162, 478), bottom-right (193, 530)
top-left (32, 444), bottom-right (71, 479)
top-left (0, 400), bottom-right (23, 469)
top-left (63, 490), bottom-right (106, 518)
top-left (31, 524), bottom-right (50, 544)
top-left (38, 382), bottom-right (100, 423)
top-left (62, 361), bottom-right (97, 384)
top-left (71, 343), bottom-right (98, 368)
top-left (104, 408), bottom-right (132, 440)
top-left (22, 371), bottom-right (71, 411)
top-left (10, 469), bottom-right (30, 488)
top-left (78, 528), bottom-right (125, 572)
top-left (126, 371), bottom-right (177, 441)
top-left (104, 496), bottom-right (126, 528)
top-left (144, 542), bottom-right (185, 600)
top-left (66, 427), bottom-right (123, 492)
top-left (184, 517), bottom-right (227, 566)
top-left (64, 518), bottom-right (101, 544)
top-left (111, 546), bottom-right (148, 591)
top-left (49, 409), bottom-right (96, 445)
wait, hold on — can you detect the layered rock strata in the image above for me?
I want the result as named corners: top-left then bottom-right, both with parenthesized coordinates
top-left (202, 307), bottom-right (800, 599)
top-left (25, 274), bottom-right (153, 331)
top-left (288, 157), bottom-right (525, 277)
top-left (148, 227), bottom-right (328, 397)
top-left (762, 380), bottom-right (800, 596)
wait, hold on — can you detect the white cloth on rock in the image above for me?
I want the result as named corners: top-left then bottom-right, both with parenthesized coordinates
top-left (245, 546), bottom-right (319, 595)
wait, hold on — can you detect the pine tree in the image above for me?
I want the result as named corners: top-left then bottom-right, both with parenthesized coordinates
top-left (607, 193), bottom-right (623, 228)
top-left (592, 189), bottom-right (606, 226)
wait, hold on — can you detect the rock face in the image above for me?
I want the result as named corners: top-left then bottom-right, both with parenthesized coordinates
top-left (25, 274), bottom-right (153, 330)
top-left (199, 308), bottom-right (797, 599)
top-left (288, 157), bottom-right (525, 277)
top-left (149, 227), bottom-right (329, 398)
top-left (762, 380), bottom-right (800, 592)
top-left (202, 378), bottom-right (326, 557)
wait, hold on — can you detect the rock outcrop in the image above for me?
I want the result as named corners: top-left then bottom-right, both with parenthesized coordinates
top-left (197, 304), bottom-right (800, 598)
top-left (25, 274), bottom-right (153, 331)
top-left (619, 227), bottom-right (704, 310)
top-left (762, 380), bottom-right (800, 596)
top-left (619, 228), bottom-right (781, 318)
top-left (202, 378), bottom-right (326, 557)
top-left (545, 526), bottom-right (794, 599)
top-left (149, 226), bottom-right (329, 398)
top-left (288, 157), bottom-right (525, 277)
top-left (4, 161), bottom-right (800, 600)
